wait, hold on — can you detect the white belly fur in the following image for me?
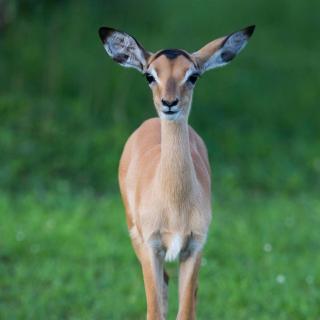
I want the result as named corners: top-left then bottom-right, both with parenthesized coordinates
top-left (165, 234), bottom-right (182, 262)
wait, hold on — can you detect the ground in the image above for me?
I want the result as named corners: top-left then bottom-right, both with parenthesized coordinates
top-left (1, 188), bottom-right (319, 319)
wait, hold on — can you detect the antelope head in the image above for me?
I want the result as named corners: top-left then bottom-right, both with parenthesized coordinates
top-left (99, 25), bottom-right (255, 121)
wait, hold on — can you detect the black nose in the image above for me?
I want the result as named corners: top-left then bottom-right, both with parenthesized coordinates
top-left (161, 98), bottom-right (179, 107)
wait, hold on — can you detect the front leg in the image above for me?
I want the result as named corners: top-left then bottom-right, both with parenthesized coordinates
top-left (132, 235), bottom-right (166, 320)
top-left (177, 252), bottom-right (202, 320)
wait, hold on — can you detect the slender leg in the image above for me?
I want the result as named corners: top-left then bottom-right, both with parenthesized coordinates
top-left (177, 253), bottom-right (201, 320)
top-left (162, 270), bottom-right (170, 319)
top-left (133, 240), bottom-right (165, 320)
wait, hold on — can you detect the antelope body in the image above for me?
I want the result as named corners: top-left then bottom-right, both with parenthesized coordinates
top-left (99, 25), bottom-right (255, 320)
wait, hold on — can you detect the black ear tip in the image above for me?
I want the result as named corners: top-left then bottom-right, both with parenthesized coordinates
top-left (98, 26), bottom-right (114, 43)
top-left (244, 25), bottom-right (256, 37)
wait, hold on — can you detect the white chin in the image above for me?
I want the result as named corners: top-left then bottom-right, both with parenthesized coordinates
top-left (160, 111), bottom-right (181, 121)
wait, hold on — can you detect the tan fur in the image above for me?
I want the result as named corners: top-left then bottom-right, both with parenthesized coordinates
top-left (119, 53), bottom-right (211, 320)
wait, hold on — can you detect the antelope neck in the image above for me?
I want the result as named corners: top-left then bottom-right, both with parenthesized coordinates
top-left (158, 118), bottom-right (196, 200)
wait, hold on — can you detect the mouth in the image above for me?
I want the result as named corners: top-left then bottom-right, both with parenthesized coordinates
top-left (162, 110), bottom-right (179, 115)
top-left (160, 108), bottom-right (181, 120)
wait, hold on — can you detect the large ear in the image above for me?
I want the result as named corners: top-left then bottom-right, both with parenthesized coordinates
top-left (98, 27), bottom-right (151, 73)
top-left (192, 25), bottom-right (255, 73)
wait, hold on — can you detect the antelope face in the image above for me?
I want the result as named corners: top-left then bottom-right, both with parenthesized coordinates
top-left (145, 50), bottom-right (199, 120)
top-left (99, 25), bottom-right (255, 121)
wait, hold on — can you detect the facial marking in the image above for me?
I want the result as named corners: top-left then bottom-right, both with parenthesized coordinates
top-left (146, 54), bottom-right (198, 121)
top-left (165, 77), bottom-right (177, 98)
top-left (149, 68), bottom-right (160, 83)
top-left (181, 68), bottom-right (197, 85)
top-left (147, 49), bottom-right (195, 68)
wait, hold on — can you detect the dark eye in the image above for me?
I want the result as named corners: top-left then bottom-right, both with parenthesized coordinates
top-left (187, 73), bottom-right (199, 85)
top-left (145, 73), bottom-right (155, 84)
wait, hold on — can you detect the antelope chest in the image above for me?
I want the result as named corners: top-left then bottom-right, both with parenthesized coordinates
top-left (134, 194), bottom-right (211, 262)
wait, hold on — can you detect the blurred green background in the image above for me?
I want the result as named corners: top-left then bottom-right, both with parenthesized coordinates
top-left (0, 0), bottom-right (319, 319)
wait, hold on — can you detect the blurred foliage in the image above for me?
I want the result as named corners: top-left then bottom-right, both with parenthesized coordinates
top-left (0, 0), bottom-right (319, 193)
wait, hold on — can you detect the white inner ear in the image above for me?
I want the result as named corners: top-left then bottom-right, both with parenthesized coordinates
top-left (203, 31), bottom-right (249, 71)
top-left (104, 32), bottom-right (146, 71)
top-left (222, 31), bottom-right (249, 55)
top-left (203, 49), bottom-right (228, 70)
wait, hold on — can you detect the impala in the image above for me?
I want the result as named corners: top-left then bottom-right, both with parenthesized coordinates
top-left (99, 24), bottom-right (255, 320)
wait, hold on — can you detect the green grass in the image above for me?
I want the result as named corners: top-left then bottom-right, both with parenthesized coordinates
top-left (1, 189), bottom-right (319, 319)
